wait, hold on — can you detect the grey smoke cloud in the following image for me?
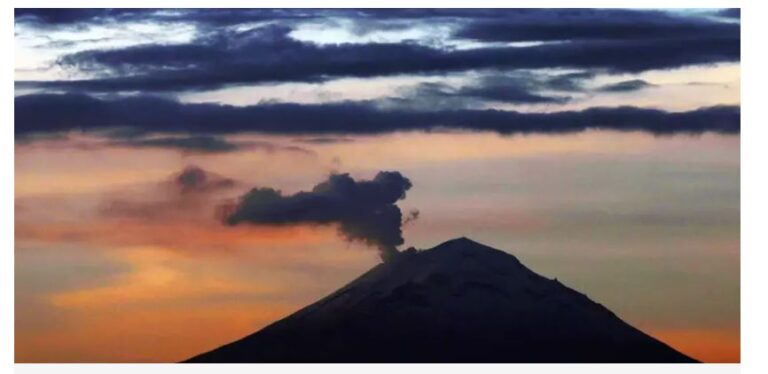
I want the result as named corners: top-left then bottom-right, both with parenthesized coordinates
top-left (223, 171), bottom-right (414, 261)
top-left (100, 165), bottom-right (236, 221)
top-left (175, 165), bottom-right (236, 194)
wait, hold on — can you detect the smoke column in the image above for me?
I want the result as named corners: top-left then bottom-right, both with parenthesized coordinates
top-left (223, 171), bottom-right (414, 261)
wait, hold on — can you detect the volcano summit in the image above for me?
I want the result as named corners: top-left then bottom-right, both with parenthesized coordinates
top-left (186, 238), bottom-right (696, 363)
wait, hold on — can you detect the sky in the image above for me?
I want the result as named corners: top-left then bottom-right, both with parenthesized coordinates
top-left (14, 8), bottom-right (739, 363)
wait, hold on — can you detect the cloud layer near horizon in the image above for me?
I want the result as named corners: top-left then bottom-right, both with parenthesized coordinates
top-left (15, 93), bottom-right (740, 138)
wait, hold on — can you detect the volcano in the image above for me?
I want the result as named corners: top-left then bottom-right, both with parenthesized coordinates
top-left (186, 237), bottom-right (696, 363)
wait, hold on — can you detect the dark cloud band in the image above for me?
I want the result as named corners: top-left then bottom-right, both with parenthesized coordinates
top-left (596, 79), bottom-right (655, 93)
top-left (15, 93), bottom-right (740, 138)
top-left (19, 34), bottom-right (738, 93)
top-left (454, 9), bottom-right (739, 42)
top-left (15, 7), bottom-right (740, 94)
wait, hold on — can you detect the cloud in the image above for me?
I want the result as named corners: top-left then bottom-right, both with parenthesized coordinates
top-left (386, 72), bottom-right (581, 109)
top-left (454, 9), bottom-right (739, 42)
top-left (14, 8), bottom-right (335, 27)
top-left (400, 81), bottom-right (565, 108)
top-left (15, 93), bottom-right (740, 137)
top-left (541, 71), bottom-right (596, 92)
top-left (223, 172), bottom-right (414, 261)
top-left (111, 135), bottom-right (248, 153)
top-left (293, 137), bottom-right (356, 144)
top-left (110, 135), bottom-right (314, 155)
top-left (15, 9), bottom-right (740, 34)
top-left (597, 79), bottom-right (655, 93)
top-left (14, 8), bottom-right (145, 26)
top-left (16, 17), bottom-right (738, 93)
top-left (100, 165), bottom-right (236, 221)
top-left (717, 9), bottom-right (740, 19)
top-left (173, 165), bottom-right (236, 194)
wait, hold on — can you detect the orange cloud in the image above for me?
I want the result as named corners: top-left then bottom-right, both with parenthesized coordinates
top-left (16, 219), bottom-right (340, 255)
top-left (49, 246), bottom-right (280, 309)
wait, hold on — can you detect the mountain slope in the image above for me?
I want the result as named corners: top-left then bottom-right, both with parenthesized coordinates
top-left (186, 237), bottom-right (696, 363)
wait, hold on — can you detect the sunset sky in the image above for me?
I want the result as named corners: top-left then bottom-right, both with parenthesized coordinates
top-left (14, 8), bottom-right (739, 362)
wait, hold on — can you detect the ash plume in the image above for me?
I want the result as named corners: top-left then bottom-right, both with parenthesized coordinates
top-left (174, 165), bottom-right (236, 194)
top-left (222, 171), bottom-right (414, 261)
top-left (99, 165), bottom-right (237, 221)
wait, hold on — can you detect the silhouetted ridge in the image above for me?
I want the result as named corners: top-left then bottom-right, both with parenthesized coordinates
top-left (186, 237), bottom-right (697, 363)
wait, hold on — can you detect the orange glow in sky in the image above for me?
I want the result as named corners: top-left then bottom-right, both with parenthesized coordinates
top-left (15, 130), bottom-right (739, 363)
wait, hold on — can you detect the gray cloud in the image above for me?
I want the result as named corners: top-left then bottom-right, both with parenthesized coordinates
top-left (174, 165), bottom-right (236, 194)
top-left (16, 15), bottom-right (738, 94)
top-left (597, 79), bottom-right (655, 93)
top-left (111, 135), bottom-right (247, 153)
top-left (103, 134), bottom-right (314, 155)
top-left (293, 136), bottom-right (356, 144)
top-left (386, 71), bottom-right (584, 110)
top-left (100, 165), bottom-right (236, 220)
top-left (15, 93), bottom-right (741, 137)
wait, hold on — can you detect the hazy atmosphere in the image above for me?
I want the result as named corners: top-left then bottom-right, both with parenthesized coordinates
top-left (15, 8), bottom-right (739, 363)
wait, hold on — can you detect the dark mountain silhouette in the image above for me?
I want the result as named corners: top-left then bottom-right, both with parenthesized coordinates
top-left (186, 237), bottom-right (697, 363)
